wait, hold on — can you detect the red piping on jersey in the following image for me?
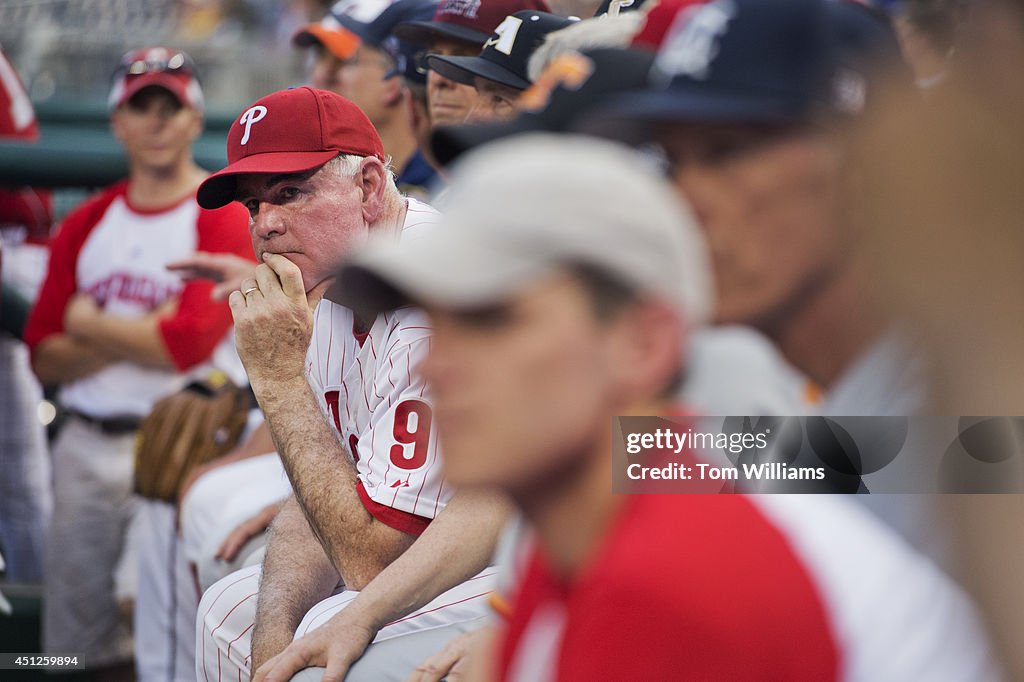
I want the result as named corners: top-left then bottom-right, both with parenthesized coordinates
top-left (356, 479), bottom-right (432, 536)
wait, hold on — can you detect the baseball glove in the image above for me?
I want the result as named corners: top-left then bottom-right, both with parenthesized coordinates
top-left (133, 371), bottom-right (252, 502)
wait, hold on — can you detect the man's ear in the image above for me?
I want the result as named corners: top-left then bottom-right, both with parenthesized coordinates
top-left (110, 109), bottom-right (125, 143)
top-left (358, 156), bottom-right (390, 224)
top-left (381, 76), bottom-right (404, 109)
top-left (606, 300), bottom-right (687, 402)
top-left (187, 107), bottom-right (204, 143)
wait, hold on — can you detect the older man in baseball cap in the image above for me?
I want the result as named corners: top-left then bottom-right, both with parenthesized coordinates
top-left (192, 86), bottom-right (504, 682)
top-left (393, 0), bottom-right (552, 130)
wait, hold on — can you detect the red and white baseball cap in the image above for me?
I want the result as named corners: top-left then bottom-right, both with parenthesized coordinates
top-left (196, 86), bottom-right (385, 209)
top-left (393, 0), bottom-right (552, 48)
top-left (108, 47), bottom-right (204, 111)
top-left (292, 0), bottom-right (391, 59)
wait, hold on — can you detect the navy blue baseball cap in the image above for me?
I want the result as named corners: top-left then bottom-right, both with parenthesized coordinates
top-left (598, 0), bottom-right (838, 126)
top-left (334, 0), bottom-right (441, 84)
top-left (428, 11), bottom-right (575, 90)
top-left (431, 47), bottom-right (655, 165)
top-left (335, 0), bottom-right (439, 46)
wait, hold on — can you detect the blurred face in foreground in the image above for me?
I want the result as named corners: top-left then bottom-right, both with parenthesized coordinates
top-left (420, 269), bottom-right (681, 496)
top-left (661, 123), bottom-right (846, 331)
top-left (422, 272), bottom-right (616, 494)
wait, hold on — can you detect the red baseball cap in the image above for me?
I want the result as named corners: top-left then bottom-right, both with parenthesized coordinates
top-left (393, 0), bottom-right (551, 48)
top-left (631, 0), bottom-right (708, 50)
top-left (197, 87), bottom-right (385, 209)
top-left (108, 47), bottom-right (204, 111)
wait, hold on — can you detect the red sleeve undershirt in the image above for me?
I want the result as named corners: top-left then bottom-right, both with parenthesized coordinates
top-left (356, 479), bottom-right (433, 537)
top-left (157, 201), bottom-right (254, 370)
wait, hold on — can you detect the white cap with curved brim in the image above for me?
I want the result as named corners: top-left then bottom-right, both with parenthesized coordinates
top-left (329, 133), bottom-right (713, 326)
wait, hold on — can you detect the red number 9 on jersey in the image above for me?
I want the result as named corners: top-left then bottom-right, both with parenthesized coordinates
top-left (390, 399), bottom-right (432, 470)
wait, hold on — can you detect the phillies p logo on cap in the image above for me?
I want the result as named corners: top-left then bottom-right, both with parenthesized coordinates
top-left (239, 105), bottom-right (268, 145)
top-left (196, 87), bottom-right (386, 210)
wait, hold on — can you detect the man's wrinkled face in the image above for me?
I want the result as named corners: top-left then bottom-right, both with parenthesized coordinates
top-left (425, 39), bottom-right (481, 127)
top-left (309, 43), bottom-right (393, 124)
top-left (235, 162), bottom-right (368, 292)
top-left (420, 272), bottom-right (627, 495)
top-left (465, 77), bottom-right (521, 123)
top-left (660, 123), bottom-right (845, 330)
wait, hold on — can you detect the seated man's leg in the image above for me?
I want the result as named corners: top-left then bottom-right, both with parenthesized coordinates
top-left (291, 568), bottom-right (498, 682)
top-left (196, 563), bottom-right (263, 680)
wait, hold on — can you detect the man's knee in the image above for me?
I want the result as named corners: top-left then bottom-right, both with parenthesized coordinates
top-left (196, 563), bottom-right (262, 645)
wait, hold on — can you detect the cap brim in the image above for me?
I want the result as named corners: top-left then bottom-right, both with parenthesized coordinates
top-left (580, 88), bottom-right (806, 142)
top-left (113, 73), bottom-right (197, 110)
top-left (392, 20), bottom-right (488, 47)
top-left (427, 54), bottom-right (529, 90)
top-left (430, 116), bottom-right (541, 166)
top-left (292, 24), bottom-right (361, 59)
top-left (328, 230), bottom-right (553, 320)
top-left (196, 150), bottom-right (339, 209)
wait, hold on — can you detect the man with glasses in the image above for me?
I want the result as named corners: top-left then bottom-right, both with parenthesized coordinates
top-left (23, 47), bottom-right (253, 680)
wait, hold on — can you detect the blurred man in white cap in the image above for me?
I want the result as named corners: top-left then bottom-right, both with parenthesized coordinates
top-left (329, 132), bottom-right (998, 682)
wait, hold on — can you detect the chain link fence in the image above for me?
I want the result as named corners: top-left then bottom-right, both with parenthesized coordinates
top-left (0, 0), bottom-right (320, 114)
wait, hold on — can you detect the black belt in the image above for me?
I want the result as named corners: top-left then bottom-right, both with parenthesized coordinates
top-left (68, 411), bottom-right (141, 435)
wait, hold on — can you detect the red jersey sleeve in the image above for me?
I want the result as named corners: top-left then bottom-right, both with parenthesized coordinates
top-left (23, 186), bottom-right (122, 353)
top-left (158, 201), bottom-right (254, 370)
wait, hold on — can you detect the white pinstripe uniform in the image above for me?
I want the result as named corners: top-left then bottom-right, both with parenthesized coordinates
top-left (196, 199), bottom-right (496, 681)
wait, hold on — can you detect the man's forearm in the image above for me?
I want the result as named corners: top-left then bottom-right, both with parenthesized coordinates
top-left (253, 375), bottom-right (413, 589)
top-left (73, 313), bottom-right (174, 369)
top-left (31, 334), bottom-right (116, 385)
top-left (334, 489), bottom-right (512, 634)
top-left (251, 496), bottom-right (341, 670)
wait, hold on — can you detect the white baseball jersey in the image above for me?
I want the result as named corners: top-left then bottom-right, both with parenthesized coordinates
top-left (24, 182), bottom-right (253, 417)
top-left (305, 198), bottom-right (448, 534)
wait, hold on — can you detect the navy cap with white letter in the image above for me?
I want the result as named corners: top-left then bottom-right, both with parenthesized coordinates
top-left (600, 0), bottom-right (837, 125)
top-left (427, 11), bottom-right (576, 90)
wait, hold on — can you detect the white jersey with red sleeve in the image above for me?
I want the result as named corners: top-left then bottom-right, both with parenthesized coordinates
top-left (0, 44), bottom-right (36, 140)
top-left (306, 197), bottom-right (446, 536)
top-left (23, 182), bottom-right (254, 417)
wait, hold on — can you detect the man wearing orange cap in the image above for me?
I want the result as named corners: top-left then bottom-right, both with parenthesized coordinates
top-left (293, 0), bottom-right (438, 196)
